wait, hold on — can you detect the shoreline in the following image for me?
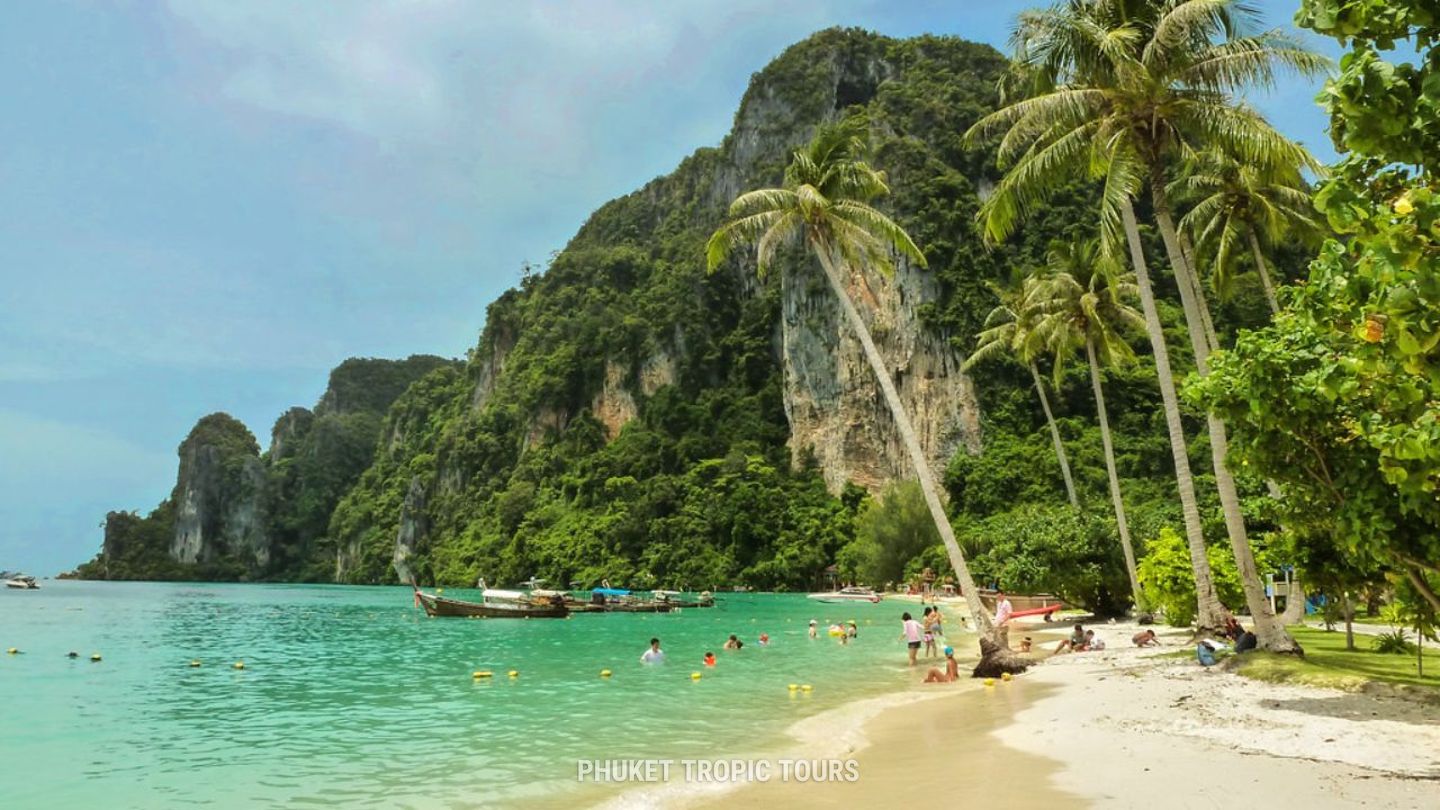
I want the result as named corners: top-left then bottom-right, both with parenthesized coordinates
top-left (637, 622), bottom-right (1440, 809)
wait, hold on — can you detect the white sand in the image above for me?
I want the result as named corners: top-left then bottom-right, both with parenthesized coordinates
top-left (999, 622), bottom-right (1439, 808)
top-left (672, 621), bottom-right (1440, 809)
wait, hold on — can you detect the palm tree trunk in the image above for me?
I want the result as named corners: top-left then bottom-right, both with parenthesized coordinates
top-left (1119, 198), bottom-right (1227, 631)
top-left (1247, 227), bottom-right (1280, 314)
top-left (1087, 337), bottom-right (1141, 605)
top-left (1178, 230), bottom-right (1218, 352)
top-left (811, 245), bottom-right (996, 643)
top-left (1150, 176), bottom-right (1301, 654)
top-left (1030, 362), bottom-right (1079, 508)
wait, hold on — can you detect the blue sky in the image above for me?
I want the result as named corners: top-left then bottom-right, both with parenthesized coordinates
top-left (0, 1), bottom-right (1339, 575)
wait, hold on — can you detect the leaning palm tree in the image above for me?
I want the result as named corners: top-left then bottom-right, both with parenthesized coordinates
top-left (965, 0), bottom-right (1325, 651)
top-left (963, 278), bottom-right (1081, 509)
top-left (1027, 237), bottom-right (1145, 603)
top-left (1173, 146), bottom-right (1323, 312)
top-left (707, 117), bottom-right (1018, 669)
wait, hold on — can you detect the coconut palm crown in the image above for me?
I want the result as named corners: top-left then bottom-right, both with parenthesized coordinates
top-left (706, 116), bottom-right (925, 276)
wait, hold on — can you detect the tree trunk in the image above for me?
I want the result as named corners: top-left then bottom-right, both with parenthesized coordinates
top-left (1030, 362), bottom-right (1079, 509)
top-left (1177, 230), bottom-right (1219, 352)
top-left (1118, 198), bottom-right (1227, 633)
top-left (1247, 227), bottom-right (1279, 314)
top-left (1151, 176), bottom-right (1301, 655)
top-left (1343, 593), bottom-right (1355, 652)
top-left (811, 246), bottom-right (1007, 665)
top-left (1281, 578), bottom-right (1307, 625)
top-left (1087, 337), bottom-right (1141, 605)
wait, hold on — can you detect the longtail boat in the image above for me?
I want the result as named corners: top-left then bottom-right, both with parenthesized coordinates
top-left (411, 584), bottom-right (569, 618)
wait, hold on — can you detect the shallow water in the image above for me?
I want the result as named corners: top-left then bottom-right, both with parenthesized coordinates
top-left (0, 582), bottom-right (954, 808)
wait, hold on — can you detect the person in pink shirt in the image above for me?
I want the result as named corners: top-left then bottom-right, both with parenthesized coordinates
top-left (900, 612), bottom-right (924, 666)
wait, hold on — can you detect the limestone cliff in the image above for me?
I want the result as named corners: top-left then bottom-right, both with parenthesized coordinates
top-left (168, 414), bottom-right (269, 574)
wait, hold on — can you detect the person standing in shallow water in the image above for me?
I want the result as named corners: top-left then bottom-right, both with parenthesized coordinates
top-left (640, 637), bottom-right (665, 664)
top-left (900, 612), bottom-right (923, 666)
top-left (922, 607), bottom-right (938, 659)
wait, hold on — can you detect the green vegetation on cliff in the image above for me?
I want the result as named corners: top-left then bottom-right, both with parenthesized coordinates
top-left (82, 28), bottom-right (1299, 614)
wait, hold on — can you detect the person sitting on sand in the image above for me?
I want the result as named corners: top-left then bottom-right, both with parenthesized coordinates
top-left (1133, 629), bottom-right (1160, 647)
top-left (808, 620), bottom-right (819, 640)
top-left (901, 612), bottom-right (924, 666)
top-left (923, 646), bottom-right (960, 683)
top-left (1223, 615), bottom-right (1244, 642)
top-left (723, 634), bottom-right (743, 650)
top-left (703, 651), bottom-right (717, 667)
top-left (1084, 630), bottom-right (1105, 651)
top-left (641, 637), bottom-right (665, 664)
top-left (1055, 623), bottom-right (1088, 653)
top-left (1235, 629), bottom-right (1257, 653)
top-left (1019, 636), bottom-right (1033, 653)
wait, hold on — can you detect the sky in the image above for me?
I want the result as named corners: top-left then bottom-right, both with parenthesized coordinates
top-left (0, 1), bottom-right (1340, 576)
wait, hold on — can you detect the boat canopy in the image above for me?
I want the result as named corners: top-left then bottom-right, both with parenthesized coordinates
top-left (481, 588), bottom-right (527, 601)
top-left (593, 587), bottom-right (630, 596)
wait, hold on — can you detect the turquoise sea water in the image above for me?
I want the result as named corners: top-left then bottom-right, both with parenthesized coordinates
top-left (1, 582), bottom-right (945, 809)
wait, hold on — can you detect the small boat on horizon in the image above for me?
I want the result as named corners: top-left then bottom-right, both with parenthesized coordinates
top-left (4, 573), bottom-right (40, 590)
top-left (807, 586), bottom-right (880, 604)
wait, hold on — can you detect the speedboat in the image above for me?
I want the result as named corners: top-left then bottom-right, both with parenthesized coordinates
top-left (807, 586), bottom-right (880, 603)
top-left (4, 573), bottom-right (40, 589)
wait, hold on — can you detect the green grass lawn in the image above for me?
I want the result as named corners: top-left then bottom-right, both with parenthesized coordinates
top-left (1237, 625), bottom-right (1440, 692)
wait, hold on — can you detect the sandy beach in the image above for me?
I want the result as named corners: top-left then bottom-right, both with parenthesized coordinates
top-left (678, 622), bottom-right (1440, 809)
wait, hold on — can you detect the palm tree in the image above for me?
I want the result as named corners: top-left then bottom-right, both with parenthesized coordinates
top-left (965, 0), bottom-right (1324, 650)
top-left (1173, 146), bottom-right (1323, 312)
top-left (1027, 237), bottom-right (1145, 603)
top-left (707, 118), bottom-right (1011, 661)
top-left (963, 278), bottom-right (1081, 510)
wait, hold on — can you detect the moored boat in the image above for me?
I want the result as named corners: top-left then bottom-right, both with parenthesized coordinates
top-left (412, 584), bottom-right (568, 618)
top-left (807, 586), bottom-right (881, 604)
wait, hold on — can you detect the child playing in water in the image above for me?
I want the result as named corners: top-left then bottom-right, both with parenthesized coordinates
top-left (808, 620), bottom-right (819, 640)
top-left (923, 646), bottom-right (959, 683)
top-left (703, 651), bottom-right (717, 667)
top-left (922, 607), bottom-right (938, 659)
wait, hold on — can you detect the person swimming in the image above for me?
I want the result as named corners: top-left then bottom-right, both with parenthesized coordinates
top-left (758, 633), bottom-right (770, 646)
top-left (723, 634), bottom-right (744, 650)
top-left (703, 651), bottom-right (717, 667)
top-left (808, 620), bottom-right (819, 640)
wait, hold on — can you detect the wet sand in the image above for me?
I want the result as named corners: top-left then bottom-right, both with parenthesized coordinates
top-left (701, 679), bottom-right (1077, 809)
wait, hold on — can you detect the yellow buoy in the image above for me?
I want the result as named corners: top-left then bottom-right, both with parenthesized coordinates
top-left (787, 683), bottom-right (799, 691)
top-left (600, 669), bottom-right (612, 678)
top-left (801, 684), bottom-right (813, 692)
top-left (5, 647), bottom-right (17, 655)
top-left (984, 678), bottom-right (995, 686)
top-left (189, 660), bottom-right (202, 668)
top-left (508, 670), bottom-right (519, 678)
top-left (91, 653), bottom-right (102, 662)
top-left (233, 661), bottom-right (245, 670)
top-left (1001, 672), bottom-right (1013, 682)
top-left (473, 671), bottom-right (492, 679)
top-left (690, 672), bottom-right (702, 680)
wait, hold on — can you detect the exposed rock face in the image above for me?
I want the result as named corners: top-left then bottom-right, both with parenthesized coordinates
top-left (592, 360), bottom-right (639, 440)
top-left (390, 476), bottom-right (428, 584)
top-left (781, 258), bottom-right (982, 493)
top-left (169, 414), bottom-right (270, 574)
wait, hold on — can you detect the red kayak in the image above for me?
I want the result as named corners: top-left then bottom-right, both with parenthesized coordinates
top-left (1009, 604), bottom-right (1063, 621)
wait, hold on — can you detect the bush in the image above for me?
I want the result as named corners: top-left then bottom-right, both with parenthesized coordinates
top-left (1371, 629), bottom-right (1415, 656)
